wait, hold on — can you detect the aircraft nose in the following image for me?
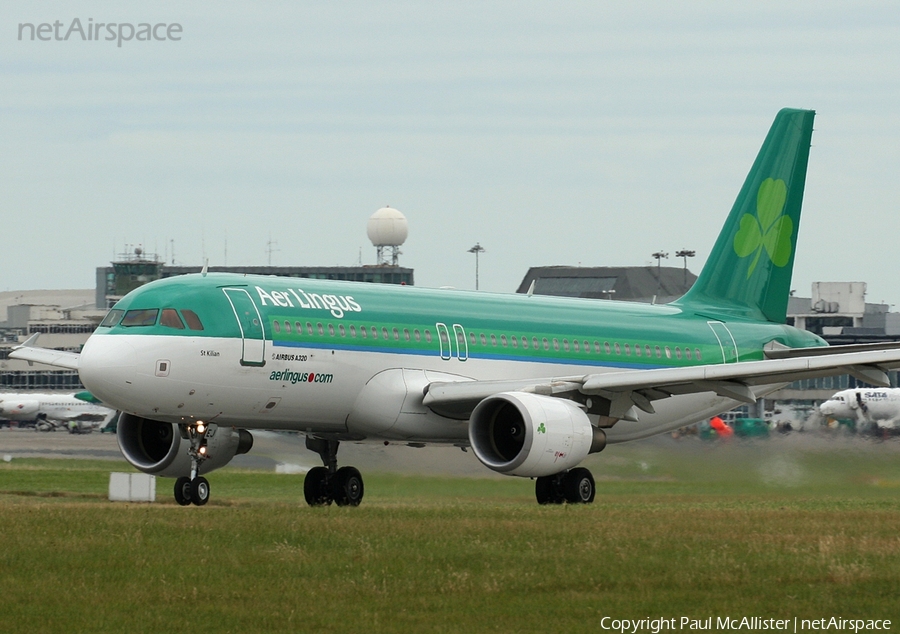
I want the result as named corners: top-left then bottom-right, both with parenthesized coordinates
top-left (78, 335), bottom-right (137, 409)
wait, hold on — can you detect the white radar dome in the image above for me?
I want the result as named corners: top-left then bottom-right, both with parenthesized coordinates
top-left (367, 206), bottom-right (408, 247)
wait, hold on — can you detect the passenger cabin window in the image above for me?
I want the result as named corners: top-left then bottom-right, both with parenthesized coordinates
top-left (181, 310), bottom-right (204, 331)
top-left (100, 309), bottom-right (125, 327)
top-left (121, 309), bottom-right (159, 327)
top-left (273, 321), bottom-right (281, 334)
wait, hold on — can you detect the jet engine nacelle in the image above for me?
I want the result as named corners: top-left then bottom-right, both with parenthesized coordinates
top-left (468, 392), bottom-right (605, 477)
top-left (0, 400), bottom-right (40, 419)
top-left (117, 413), bottom-right (253, 478)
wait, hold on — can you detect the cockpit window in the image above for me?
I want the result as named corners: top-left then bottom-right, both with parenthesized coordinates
top-left (100, 309), bottom-right (125, 328)
top-left (121, 309), bottom-right (159, 327)
top-left (181, 309), bottom-right (204, 331)
top-left (160, 309), bottom-right (185, 330)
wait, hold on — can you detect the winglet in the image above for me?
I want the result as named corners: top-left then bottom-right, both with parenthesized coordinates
top-left (15, 332), bottom-right (40, 349)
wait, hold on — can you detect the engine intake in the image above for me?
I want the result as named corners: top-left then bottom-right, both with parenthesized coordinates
top-left (117, 413), bottom-right (253, 477)
top-left (469, 392), bottom-right (605, 477)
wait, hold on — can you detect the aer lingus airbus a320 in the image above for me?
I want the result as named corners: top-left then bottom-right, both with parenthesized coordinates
top-left (15, 108), bottom-right (900, 507)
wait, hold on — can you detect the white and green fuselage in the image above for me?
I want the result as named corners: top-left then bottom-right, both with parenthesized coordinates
top-left (80, 271), bottom-right (824, 444)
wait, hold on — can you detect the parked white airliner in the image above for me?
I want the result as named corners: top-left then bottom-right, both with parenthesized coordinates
top-left (820, 388), bottom-right (900, 430)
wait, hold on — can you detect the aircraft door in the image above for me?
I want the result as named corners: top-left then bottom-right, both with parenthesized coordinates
top-left (453, 324), bottom-right (468, 361)
top-left (435, 323), bottom-right (468, 361)
top-left (223, 288), bottom-right (266, 366)
top-left (436, 323), bottom-right (452, 360)
top-left (707, 321), bottom-right (739, 363)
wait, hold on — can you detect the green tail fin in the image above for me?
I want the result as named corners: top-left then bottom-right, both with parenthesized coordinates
top-left (673, 108), bottom-right (815, 323)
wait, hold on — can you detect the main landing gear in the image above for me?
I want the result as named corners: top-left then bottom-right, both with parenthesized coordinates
top-left (303, 437), bottom-right (364, 507)
top-left (174, 422), bottom-right (213, 507)
top-left (535, 468), bottom-right (596, 505)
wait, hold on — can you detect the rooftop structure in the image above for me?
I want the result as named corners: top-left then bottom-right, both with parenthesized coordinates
top-left (516, 266), bottom-right (697, 303)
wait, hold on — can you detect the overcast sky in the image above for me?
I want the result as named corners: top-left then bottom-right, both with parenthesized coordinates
top-left (3, 1), bottom-right (900, 307)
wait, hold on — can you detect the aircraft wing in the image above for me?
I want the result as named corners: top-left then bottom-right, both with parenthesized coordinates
top-left (423, 347), bottom-right (900, 420)
top-left (8, 334), bottom-right (80, 370)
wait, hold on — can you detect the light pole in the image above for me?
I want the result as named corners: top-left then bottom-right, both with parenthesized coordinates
top-left (675, 249), bottom-right (695, 289)
top-left (652, 251), bottom-right (668, 297)
top-left (468, 243), bottom-right (485, 290)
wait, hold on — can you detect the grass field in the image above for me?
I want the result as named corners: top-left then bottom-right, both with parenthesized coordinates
top-left (1, 437), bottom-right (899, 633)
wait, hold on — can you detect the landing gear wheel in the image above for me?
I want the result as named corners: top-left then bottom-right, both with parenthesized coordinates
top-left (535, 476), bottom-right (564, 505)
top-left (190, 476), bottom-right (210, 506)
top-left (304, 466), bottom-right (332, 506)
top-left (563, 468), bottom-right (595, 504)
top-left (332, 467), bottom-right (364, 507)
top-left (174, 476), bottom-right (192, 506)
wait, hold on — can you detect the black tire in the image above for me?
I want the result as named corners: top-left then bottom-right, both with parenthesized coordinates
top-left (535, 476), bottom-right (556, 504)
top-left (563, 468), bottom-right (595, 504)
top-left (536, 476), bottom-right (566, 504)
top-left (174, 476), bottom-right (192, 506)
top-left (190, 476), bottom-right (210, 506)
top-left (332, 466), bottom-right (364, 507)
top-left (304, 466), bottom-right (332, 506)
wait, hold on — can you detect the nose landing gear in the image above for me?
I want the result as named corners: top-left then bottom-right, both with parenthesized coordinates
top-left (173, 422), bottom-right (214, 506)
